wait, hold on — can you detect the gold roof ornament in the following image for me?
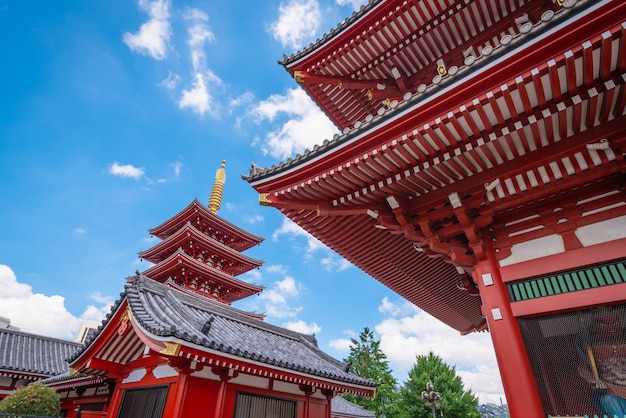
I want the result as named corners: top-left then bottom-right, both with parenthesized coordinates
top-left (208, 160), bottom-right (226, 214)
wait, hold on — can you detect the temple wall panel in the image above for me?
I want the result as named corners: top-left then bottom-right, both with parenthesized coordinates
top-left (181, 377), bottom-right (220, 417)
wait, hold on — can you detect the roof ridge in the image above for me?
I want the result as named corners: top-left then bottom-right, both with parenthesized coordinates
top-left (0, 327), bottom-right (82, 346)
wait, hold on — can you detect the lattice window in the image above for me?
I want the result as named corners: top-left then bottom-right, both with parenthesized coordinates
top-left (509, 260), bottom-right (626, 302)
top-left (518, 304), bottom-right (626, 416)
top-left (233, 392), bottom-right (297, 418)
top-left (116, 385), bottom-right (169, 418)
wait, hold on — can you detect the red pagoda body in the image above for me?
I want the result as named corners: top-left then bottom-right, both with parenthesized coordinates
top-left (245, 1), bottom-right (626, 416)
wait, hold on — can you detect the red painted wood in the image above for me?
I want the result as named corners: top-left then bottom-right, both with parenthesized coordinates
top-left (473, 238), bottom-right (545, 417)
top-left (511, 282), bottom-right (626, 317)
top-left (500, 238), bottom-right (626, 282)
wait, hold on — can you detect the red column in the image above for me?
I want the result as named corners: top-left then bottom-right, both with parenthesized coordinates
top-left (472, 237), bottom-right (544, 417)
top-left (213, 369), bottom-right (232, 418)
top-left (169, 370), bottom-right (190, 418)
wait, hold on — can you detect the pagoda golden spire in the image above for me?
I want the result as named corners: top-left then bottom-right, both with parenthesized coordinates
top-left (208, 160), bottom-right (226, 214)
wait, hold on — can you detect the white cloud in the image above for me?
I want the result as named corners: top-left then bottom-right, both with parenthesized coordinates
top-left (229, 92), bottom-right (254, 110)
top-left (336, 0), bottom-right (368, 10)
top-left (244, 214), bottom-right (264, 224)
top-left (109, 162), bottom-right (145, 179)
top-left (242, 274), bottom-right (305, 319)
top-left (283, 319), bottom-right (321, 335)
top-left (250, 88), bottom-right (339, 159)
top-left (373, 301), bottom-right (505, 405)
top-left (276, 276), bottom-right (300, 297)
top-left (157, 161), bottom-right (183, 183)
top-left (239, 268), bottom-right (263, 284)
top-left (159, 71), bottom-right (180, 90)
top-left (272, 218), bottom-right (326, 253)
top-left (74, 227), bottom-right (86, 235)
top-left (329, 337), bottom-right (352, 351)
top-left (269, 0), bottom-right (321, 49)
top-left (320, 255), bottom-right (352, 272)
top-left (182, 7), bottom-right (208, 21)
top-left (171, 161), bottom-right (182, 178)
top-left (0, 265), bottom-right (111, 340)
top-left (123, 0), bottom-right (171, 60)
top-left (178, 73), bottom-right (212, 115)
top-left (174, 8), bottom-right (222, 116)
top-left (265, 264), bottom-right (287, 275)
top-left (378, 296), bottom-right (418, 317)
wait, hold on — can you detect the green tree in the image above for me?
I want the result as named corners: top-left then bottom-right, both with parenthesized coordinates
top-left (343, 327), bottom-right (399, 417)
top-left (396, 351), bottom-right (480, 418)
top-left (0, 383), bottom-right (61, 416)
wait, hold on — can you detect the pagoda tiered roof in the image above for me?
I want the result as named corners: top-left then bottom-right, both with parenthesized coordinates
top-left (148, 199), bottom-right (263, 251)
top-left (142, 249), bottom-right (264, 304)
top-left (139, 222), bottom-right (263, 275)
top-left (246, 0), bottom-right (626, 333)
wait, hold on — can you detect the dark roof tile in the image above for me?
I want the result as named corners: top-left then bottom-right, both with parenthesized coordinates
top-left (0, 328), bottom-right (81, 377)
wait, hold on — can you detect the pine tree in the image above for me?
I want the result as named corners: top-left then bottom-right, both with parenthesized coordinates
top-left (396, 351), bottom-right (480, 418)
top-left (343, 327), bottom-right (399, 417)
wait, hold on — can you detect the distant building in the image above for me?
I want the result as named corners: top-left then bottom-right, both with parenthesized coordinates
top-left (0, 327), bottom-right (80, 399)
top-left (0, 316), bottom-right (19, 331)
top-left (331, 396), bottom-right (375, 418)
top-left (74, 320), bottom-right (99, 344)
top-left (479, 403), bottom-right (509, 417)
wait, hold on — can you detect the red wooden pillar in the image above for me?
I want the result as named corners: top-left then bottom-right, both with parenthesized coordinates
top-left (212, 367), bottom-right (234, 418)
top-left (104, 382), bottom-right (125, 418)
top-left (322, 390), bottom-right (333, 418)
top-left (169, 369), bottom-right (190, 417)
top-left (472, 237), bottom-right (544, 417)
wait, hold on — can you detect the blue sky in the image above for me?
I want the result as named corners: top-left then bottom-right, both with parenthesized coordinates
top-left (0, 0), bottom-right (505, 405)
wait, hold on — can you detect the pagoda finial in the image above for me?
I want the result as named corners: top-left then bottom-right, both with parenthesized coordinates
top-left (208, 160), bottom-right (226, 214)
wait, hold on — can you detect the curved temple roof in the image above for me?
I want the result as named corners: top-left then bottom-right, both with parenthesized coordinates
top-left (246, 0), bottom-right (626, 333)
top-left (69, 276), bottom-right (376, 396)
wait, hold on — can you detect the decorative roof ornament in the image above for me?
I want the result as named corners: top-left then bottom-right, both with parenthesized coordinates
top-left (208, 160), bottom-right (226, 214)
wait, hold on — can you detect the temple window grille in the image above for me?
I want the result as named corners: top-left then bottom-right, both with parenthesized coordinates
top-left (116, 385), bottom-right (169, 418)
top-left (233, 392), bottom-right (297, 418)
top-left (518, 303), bottom-right (626, 416)
top-left (508, 259), bottom-right (626, 302)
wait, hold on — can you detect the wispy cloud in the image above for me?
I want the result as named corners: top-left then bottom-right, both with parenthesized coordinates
top-left (283, 319), bottom-right (321, 335)
top-left (123, 0), bottom-right (172, 60)
top-left (178, 73), bottom-right (212, 115)
top-left (336, 0), bottom-right (368, 10)
top-left (157, 161), bottom-right (183, 183)
top-left (250, 88), bottom-right (338, 159)
top-left (74, 227), bottom-right (86, 235)
top-left (329, 338), bottom-right (352, 351)
top-left (244, 214), bottom-right (264, 224)
top-left (256, 276), bottom-right (303, 319)
top-left (159, 71), bottom-right (180, 90)
top-left (320, 256), bottom-right (352, 272)
top-left (272, 218), bottom-right (326, 253)
top-left (269, 0), bottom-right (321, 50)
top-left (109, 162), bottom-right (145, 179)
top-left (175, 8), bottom-right (221, 116)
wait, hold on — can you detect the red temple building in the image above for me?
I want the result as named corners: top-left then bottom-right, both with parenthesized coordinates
top-left (42, 162), bottom-right (375, 417)
top-left (244, 0), bottom-right (626, 416)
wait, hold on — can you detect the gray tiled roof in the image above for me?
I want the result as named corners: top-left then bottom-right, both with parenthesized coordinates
top-left (0, 328), bottom-right (81, 377)
top-left (100, 275), bottom-right (375, 388)
top-left (331, 396), bottom-right (376, 417)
